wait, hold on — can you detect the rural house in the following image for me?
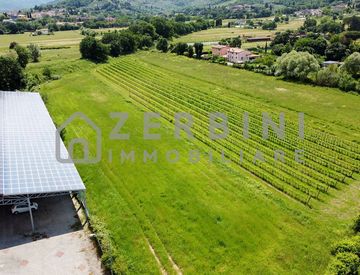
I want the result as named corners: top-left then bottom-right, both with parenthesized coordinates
top-left (212, 45), bottom-right (230, 57)
top-left (227, 48), bottom-right (259, 64)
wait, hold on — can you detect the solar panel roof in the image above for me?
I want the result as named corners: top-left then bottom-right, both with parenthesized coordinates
top-left (0, 91), bottom-right (85, 196)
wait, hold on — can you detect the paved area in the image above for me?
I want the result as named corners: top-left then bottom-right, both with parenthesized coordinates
top-left (0, 196), bottom-right (103, 275)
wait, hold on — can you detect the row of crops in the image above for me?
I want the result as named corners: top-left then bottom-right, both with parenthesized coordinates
top-left (97, 59), bottom-right (360, 207)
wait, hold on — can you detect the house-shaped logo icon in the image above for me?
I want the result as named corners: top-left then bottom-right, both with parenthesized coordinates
top-left (56, 112), bottom-right (102, 164)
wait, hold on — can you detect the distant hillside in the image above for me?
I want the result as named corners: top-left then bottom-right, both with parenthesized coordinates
top-left (46, 0), bottom-right (349, 14)
top-left (0, 0), bottom-right (52, 11)
top-left (50, 0), bottom-right (233, 13)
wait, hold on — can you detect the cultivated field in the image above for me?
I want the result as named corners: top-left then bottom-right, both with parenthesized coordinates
top-left (175, 19), bottom-right (304, 43)
top-left (39, 51), bottom-right (360, 274)
top-left (0, 28), bottom-right (125, 50)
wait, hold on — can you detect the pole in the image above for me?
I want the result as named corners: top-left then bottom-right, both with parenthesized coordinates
top-left (27, 197), bottom-right (35, 233)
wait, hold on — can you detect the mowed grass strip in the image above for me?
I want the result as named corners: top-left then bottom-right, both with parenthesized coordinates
top-left (175, 19), bottom-right (304, 43)
top-left (0, 28), bottom-right (126, 51)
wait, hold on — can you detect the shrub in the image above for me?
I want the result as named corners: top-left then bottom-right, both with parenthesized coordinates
top-left (354, 215), bottom-right (360, 233)
top-left (43, 67), bottom-right (52, 80)
top-left (27, 44), bottom-right (41, 62)
top-left (315, 65), bottom-right (340, 87)
top-left (9, 41), bottom-right (18, 49)
top-left (331, 236), bottom-right (360, 257)
top-left (14, 45), bottom-right (30, 68)
top-left (342, 52), bottom-right (360, 79)
top-left (327, 252), bottom-right (359, 275)
top-left (338, 72), bottom-right (358, 92)
top-left (275, 50), bottom-right (320, 81)
top-left (253, 54), bottom-right (277, 67)
top-left (172, 42), bottom-right (189, 55)
top-left (26, 73), bottom-right (41, 91)
top-left (51, 74), bottom-right (61, 80)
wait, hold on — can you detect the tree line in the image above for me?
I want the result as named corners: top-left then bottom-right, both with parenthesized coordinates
top-left (79, 17), bottom-right (212, 63)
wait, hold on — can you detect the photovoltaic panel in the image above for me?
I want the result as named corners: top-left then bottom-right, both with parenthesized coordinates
top-left (0, 91), bottom-right (85, 196)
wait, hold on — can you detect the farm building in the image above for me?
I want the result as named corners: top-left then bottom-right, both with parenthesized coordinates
top-left (0, 91), bottom-right (86, 232)
top-left (246, 37), bottom-right (272, 42)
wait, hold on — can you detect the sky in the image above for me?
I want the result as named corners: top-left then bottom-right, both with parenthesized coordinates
top-left (0, 0), bottom-right (52, 11)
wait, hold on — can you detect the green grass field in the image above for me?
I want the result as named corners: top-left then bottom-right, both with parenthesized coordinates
top-left (37, 51), bottom-right (360, 274)
top-left (175, 19), bottom-right (304, 43)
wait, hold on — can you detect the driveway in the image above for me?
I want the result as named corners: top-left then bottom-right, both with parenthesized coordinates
top-left (0, 196), bottom-right (103, 275)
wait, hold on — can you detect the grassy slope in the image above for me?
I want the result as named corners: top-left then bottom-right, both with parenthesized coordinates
top-left (38, 51), bottom-right (360, 274)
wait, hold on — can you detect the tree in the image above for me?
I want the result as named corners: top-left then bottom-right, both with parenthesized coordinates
top-left (27, 44), bottom-right (41, 62)
top-left (302, 17), bottom-right (317, 32)
top-left (272, 43), bottom-right (292, 56)
top-left (172, 43), bottom-right (188, 55)
top-left (343, 16), bottom-right (360, 31)
top-left (271, 30), bottom-right (297, 47)
top-left (129, 21), bottom-right (156, 39)
top-left (325, 42), bottom-right (348, 61)
top-left (342, 52), bottom-right (360, 79)
top-left (0, 56), bottom-right (26, 91)
top-left (275, 51), bottom-right (320, 81)
top-left (156, 38), bottom-right (168, 53)
top-left (188, 46), bottom-right (194, 58)
top-left (137, 35), bottom-right (153, 49)
top-left (215, 18), bottom-right (223, 27)
top-left (150, 17), bottom-right (174, 39)
top-left (14, 45), bottom-right (30, 68)
top-left (294, 37), bottom-right (328, 56)
top-left (175, 14), bottom-right (187, 23)
top-left (317, 18), bottom-right (343, 34)
top-left (105, 31), bottom-right (136, 57)
top-left (265, 42), bottom-right (268, 54)
top-left (262, 21), bottom-right (277, 30)
top-left (194, 43), bottom-right (203, 58)
top-left (229, 36), bottom-right (241, 48)
top-left (80, 36), bottom-right (109, 63)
